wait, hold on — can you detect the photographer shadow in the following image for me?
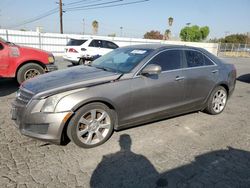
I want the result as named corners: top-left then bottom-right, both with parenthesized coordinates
top-left (90, 134), bottom-right (162, 188)
top-left (90, 134), bottom-right (250, 188)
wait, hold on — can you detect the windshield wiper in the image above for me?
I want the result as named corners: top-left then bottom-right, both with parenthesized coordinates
top-left (94, 66), bottom-right (117, 73)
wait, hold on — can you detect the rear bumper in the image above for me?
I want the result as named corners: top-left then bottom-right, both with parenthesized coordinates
top-left (63, 55), bottom-right (80, 63)
top-left (45, 64), bottom-right (58, 72)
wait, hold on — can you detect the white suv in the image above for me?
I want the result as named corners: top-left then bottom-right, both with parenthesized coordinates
top-left (63, 38), bottom-right (119, 65)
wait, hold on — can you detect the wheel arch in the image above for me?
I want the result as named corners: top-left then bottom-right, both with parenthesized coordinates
top-left (15, 60), bottom-right (46, 77)
top-left (60, 99), bottom-right (119, 145)
top-left (202, 82), bottom-right (230, 111)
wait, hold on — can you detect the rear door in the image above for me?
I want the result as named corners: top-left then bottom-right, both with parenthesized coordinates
top-left (0, 42), bottom-right (10, 76)
top-left (182, 49), bottom-right (219, 109)
top-left (87, 39), bottom-right (102, 56)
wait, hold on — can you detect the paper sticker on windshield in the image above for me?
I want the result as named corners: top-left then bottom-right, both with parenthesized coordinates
top-left (130, 50), bottom-right (147, 54)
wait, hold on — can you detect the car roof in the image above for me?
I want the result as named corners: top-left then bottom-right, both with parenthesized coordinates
top-left (121, 44), bottom-right (203, 51)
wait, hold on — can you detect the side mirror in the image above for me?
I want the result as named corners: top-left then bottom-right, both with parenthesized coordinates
top-left (141, 64), bottom-right (162, 76)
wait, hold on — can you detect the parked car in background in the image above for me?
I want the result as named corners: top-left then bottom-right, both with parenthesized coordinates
top-left (63, 38), bottom-right (119, 65)
top-left (11, 45), bottom-right (236, 148)
top-left (0, 37), bottom-right (57, 84)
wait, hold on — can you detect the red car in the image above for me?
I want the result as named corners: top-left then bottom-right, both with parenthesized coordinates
top-left (0, 37), bottom-right (57, 84)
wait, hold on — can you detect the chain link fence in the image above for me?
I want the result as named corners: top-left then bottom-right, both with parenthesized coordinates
top-left (218, 43), bottom-right (250, 57)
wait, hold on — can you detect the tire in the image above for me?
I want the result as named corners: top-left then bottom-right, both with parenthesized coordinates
top-left (67, 103), bottom-right (115, 148)
top-left (205, 86), bottom-right (228, 115)
top-left (71, 61), bottom-right (79, 66)
top-left (78, 58), bottom-right (85, 65)
top-left (16, 63), bottom-right (45, 84)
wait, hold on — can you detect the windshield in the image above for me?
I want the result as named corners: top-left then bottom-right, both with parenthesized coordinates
top-left (91, 48), bottom-right (153, 73)
top-left (0, 37), bottom-right (8, 43)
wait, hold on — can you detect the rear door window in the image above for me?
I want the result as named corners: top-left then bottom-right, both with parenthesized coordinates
top-left (89, 40), bottom-right (103, 48)
top-left (66, 39), bottom-right (87, 46)
top-left (148, 50), bottom-right (182, 71)
top-left (184, 50), bottom-right (215, 67)
top-left (102, 41), bottom-right (119, 49)
top-left (203, 55), bottom-right (214, 66)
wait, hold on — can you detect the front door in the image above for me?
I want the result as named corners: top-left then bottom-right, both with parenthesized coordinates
top-left (125, 49), bottom-right (186, 123)
top-left (0, 42), bottom-right (10, 76)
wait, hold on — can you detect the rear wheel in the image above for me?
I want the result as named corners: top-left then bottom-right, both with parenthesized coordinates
top-left (205, 86), bottom-right (228, 115)
top-left (67, 103), bottom-right (115, 148)
top-left (16, 63), bottom-right (44, 84)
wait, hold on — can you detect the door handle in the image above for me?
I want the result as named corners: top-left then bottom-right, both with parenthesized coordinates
top-left (175, 76), bottom-right (185, 81)
top-left (211, 70), bottom-right (218, 73)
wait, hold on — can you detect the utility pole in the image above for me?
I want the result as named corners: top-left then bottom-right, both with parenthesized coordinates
top-left (82, 19), bottom-right (85, 35)
top-left (120, 26), bottom-right (123, 37)
top-left (59, 0), bottom-right (63, 34)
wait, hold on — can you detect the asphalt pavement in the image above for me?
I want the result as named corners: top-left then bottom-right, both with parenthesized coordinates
top-left (0, 57), bottom-right (250, 187)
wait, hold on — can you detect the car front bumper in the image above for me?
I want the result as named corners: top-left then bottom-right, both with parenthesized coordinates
top-left (11, 99), bottom-right (72, 144)
top-left (45, 64), bottom-right (58, 72)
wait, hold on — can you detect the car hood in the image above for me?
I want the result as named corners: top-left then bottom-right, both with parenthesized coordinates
top-left (22, 66), bottom-right (122, 97)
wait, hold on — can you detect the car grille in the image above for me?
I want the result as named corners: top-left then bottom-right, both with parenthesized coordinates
top-left (16, 87), bottom-right (34, 105)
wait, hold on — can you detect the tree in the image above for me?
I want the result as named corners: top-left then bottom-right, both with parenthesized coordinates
top-left (222, 34), bottom-right (248, 43)
top-left (92, 20), bottom-right (99, 35)
top-left (164, 29), bottom-right (171, 40)
top-left (144, 30), bottom-right (163, 40)
top-left (168, 17), bottom-right (174, 27)
top-left (200, 26), bottom-right (210, 40)
top-left (180, 25), bottom-right (210, 42)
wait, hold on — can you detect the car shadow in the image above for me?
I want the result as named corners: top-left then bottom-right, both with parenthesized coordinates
top-left (0, 78), bottom-right (19, 97)
top-left (90, 134), bottom-right (250, 188)
top-left (237, 73), bottom-right (250, 83)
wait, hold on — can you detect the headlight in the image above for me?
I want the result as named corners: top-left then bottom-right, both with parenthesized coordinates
top-left (40, 88), bottom-right (87, 113)
top-left (41, 95), bottom-right (61, 113)
top-left (48, 55), bottom-right (55, 63)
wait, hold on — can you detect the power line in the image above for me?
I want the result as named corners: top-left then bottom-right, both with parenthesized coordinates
top-left (65, 0), bottom-right (103, 6)
top-left (9, 8), bottom-right (58, 29)
top-left (8, 0), bottom-right (150, 30)
top-left (65, 0), bottom-right (149, 11)
top-left (65, 0), bottom-right (123, 10)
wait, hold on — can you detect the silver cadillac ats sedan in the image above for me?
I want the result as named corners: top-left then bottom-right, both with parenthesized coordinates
top-left (11, 45), bottom-right (236, 148)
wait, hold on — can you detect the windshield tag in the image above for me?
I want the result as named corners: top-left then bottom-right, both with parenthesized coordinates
top-left (130, 50), bottom-right (147, 54)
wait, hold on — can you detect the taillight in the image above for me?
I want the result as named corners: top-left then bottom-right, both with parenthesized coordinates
top-left (68, 48), bottom-right (78, 53)
top-left (10, 46), bottom-right (20, 57)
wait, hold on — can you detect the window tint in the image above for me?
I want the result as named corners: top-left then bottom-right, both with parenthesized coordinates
top-left (185, 50), bottom-right (214, 67)
top-left (0, 43), bottom-right (3, 50)
top-left (89, 40), bottom-right (102, 48)
top-left (66, 39), bottom-right (87, 46)
top-left (185, 50), bottom-right (204, 67)
top-left (102, 41), bottom-right (118, 49)
top-left (148, 50), bottom-right (182, 71)
top-left (203, 55), bottom-right (214, 66)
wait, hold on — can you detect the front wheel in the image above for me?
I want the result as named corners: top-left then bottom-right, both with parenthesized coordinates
top-left (16, 63), bottom-right (45, 84)
top-left (205, 86), bottom-right (228, 115)
top-left (67, 103), bottom-right (115, 148)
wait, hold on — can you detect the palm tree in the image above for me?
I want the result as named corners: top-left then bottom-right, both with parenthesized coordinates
top-left (92, 20), bottom-right (99, 35)
top-left (168, 17), bottom-right (174, 27)
top-left (164, 29), bottom-right (171, 40)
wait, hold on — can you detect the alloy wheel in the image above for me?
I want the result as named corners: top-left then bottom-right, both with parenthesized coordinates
top-left (76, 109), bottom-right (111, 145)
top-left (212, 89), bottom-right (227, 113)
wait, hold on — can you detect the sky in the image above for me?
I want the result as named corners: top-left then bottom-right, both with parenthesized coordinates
top-left (0, 0), bottom-right (249, 39)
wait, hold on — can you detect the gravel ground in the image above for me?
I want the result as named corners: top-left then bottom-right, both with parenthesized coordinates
top-left (0, 57), bottom-right (250, 187)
